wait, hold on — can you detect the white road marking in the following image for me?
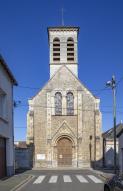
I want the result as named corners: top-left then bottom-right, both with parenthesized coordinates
top-left (33, 175), bottom-right (45, 184)
top-left (76, 175), bottom-right (88, 183)
top-left (87, 175), bottom-right (103, 183)
top-left (63, 175), bottom-right (72, 182)
top-left (49, 176), bottom-right (58, 183)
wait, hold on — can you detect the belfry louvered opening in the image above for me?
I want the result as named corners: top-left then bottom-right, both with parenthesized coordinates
top-left (67, 38), bottom-right (74, 61)
top-left (53, 38), bottom-right (60, 61)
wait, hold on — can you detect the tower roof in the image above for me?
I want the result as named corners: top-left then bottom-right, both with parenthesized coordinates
top-left (0, 55), bottom-right (18, 85)
top-left (47, 26), bottom-right (79, 31)
top-left (47, 26), bottom-right (79, 41)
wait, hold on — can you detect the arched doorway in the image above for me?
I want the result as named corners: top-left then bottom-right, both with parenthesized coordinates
top-left (57, 137), bottom-right (72, 166)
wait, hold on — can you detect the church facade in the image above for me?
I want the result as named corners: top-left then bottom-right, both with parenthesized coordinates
top-left (26, 26), bottom-right (102, 168)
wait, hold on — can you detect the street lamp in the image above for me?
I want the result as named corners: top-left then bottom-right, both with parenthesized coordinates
top-left (106, 75), bottom-right (117, 174)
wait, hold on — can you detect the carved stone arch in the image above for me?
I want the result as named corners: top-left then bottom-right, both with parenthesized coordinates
top-left (54, 135), bottom-right (75, 166)
top-left (51, 89), bottom-right (63, 97)
top-left (52, 120), bottom-right (76, 142)
top-left (53, 37), bottom-right (60, 42)
top-left (53, 134), bottom-right (76, 147)
top-left (67, 37), bottom-right (74, 42)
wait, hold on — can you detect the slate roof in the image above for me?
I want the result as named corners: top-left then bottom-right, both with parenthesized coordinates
top-left (117, 128), bottom-right (123, 138)
top-left (0, 55), bottom-right (18, 85)
top-left (102, 123), bottom-right (123, 139)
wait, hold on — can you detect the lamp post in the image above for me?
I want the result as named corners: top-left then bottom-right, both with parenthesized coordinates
top-left (106, 75), bottom-right (117, 174)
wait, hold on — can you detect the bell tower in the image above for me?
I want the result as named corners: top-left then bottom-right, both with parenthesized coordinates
top-left (48, 27), bottom-right (79, 78)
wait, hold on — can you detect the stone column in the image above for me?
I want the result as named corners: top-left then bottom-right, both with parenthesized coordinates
top-left (62, 91), bottom-right (66, 115)
top-left (77, 91), bottom-right (83, 166)
top-left (77, 91), bottom-right (82, 138)
top-left (46, 92), bottom-right (52, 166)
top-left (61, 38), bottom-right (67, 63)
top-left (51, 95), bottom-right (55, 115)
top-left (47, 92), bottom-right (51, 139)
top-left (74, 92), bottom-right (77, 115)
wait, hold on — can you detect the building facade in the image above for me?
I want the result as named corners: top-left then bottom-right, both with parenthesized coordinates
top-left (117, 128), bottom-right (123, 174)
top-left (26, 27), bottom-right (102, 168)
top-left (0, 55), bottom-right (17, 178)
top-left (14, 141), bottom-right (32, 170)
top-left (102, 123), bottom-right (123, 168)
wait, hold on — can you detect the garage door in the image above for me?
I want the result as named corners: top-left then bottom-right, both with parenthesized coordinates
top-left (0, 138), bottom-right (6, 178)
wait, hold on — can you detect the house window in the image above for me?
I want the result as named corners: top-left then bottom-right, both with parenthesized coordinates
top-left (53, 38), bottom-right (60, 61)
top-left (67, 38), bottom-right (74, 61)
top-left (0, 89), bottom-right (7, 119)
top-left (55, 92), bottom-right (62, 115)
top-left (67, 92), bottom-right (74, 115)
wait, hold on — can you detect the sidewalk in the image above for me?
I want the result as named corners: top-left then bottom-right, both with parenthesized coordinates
top-left (92, 169), bottom-right (115, 180)
top-left (0, 174), bottom-right (33, 191)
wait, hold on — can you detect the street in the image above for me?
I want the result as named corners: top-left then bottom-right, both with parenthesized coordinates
top-left (20, 169), bottom-right (104, 191)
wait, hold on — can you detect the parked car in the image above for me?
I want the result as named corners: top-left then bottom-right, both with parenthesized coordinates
top-left (104, 175), bottom-right (123, 191)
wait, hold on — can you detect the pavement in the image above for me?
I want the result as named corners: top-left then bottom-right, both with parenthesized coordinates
top-left (90, 169), bottom-right (114, 180)
top-left (16, 169), bottom-right (104, 191)
top-left (0, 168), bottom-right (114, 191)
top-left (0, 174), bottom-right (32, 191)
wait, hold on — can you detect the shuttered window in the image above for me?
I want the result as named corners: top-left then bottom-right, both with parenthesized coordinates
top-left (53, 38), bottom-right (60, 61)
top-left (67, 38), bottom-right (74, 61)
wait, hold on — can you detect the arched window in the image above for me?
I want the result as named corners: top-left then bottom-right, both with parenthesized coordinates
top-left (67, 92), bottom-right (74, 115)
top-left (55, 92), bottom-right (62, 115)
top-left (67, 38), bottom-right (74, 61)
top-left (53, 38), bottom-right (60, 61)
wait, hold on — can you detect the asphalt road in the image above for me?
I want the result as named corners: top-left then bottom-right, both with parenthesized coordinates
top-left (20, 169), bottom-right (104, 191)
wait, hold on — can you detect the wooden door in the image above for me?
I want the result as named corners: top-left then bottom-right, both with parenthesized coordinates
top-left (57, 137), bottom-right (72, 166)
top-left (0, 138), bottom-right (6, 178)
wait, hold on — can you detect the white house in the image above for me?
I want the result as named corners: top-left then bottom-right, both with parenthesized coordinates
top-left (102, 123), bottom-right (123, 168)
top-left (0, 55), bottom-right (17, 178)
top-left (117, 127), bottom-right (123, 174)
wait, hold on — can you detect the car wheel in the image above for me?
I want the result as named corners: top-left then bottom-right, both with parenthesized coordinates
top-left (104, 185), bottom-right (110, 191)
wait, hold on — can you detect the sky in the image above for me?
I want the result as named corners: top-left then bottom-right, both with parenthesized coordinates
top-left (0, 0), bottom-right (123, 141)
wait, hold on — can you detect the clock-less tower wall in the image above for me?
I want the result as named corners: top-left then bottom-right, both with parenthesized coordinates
top-left (48, 27), bottom-right (79, 78)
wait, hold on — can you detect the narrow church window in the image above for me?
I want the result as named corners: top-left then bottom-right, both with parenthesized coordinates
top-left (67, 92), bottom-right (74, 115)
top-left (53, 38), bottom-right (60, 61)
top-left (67, 38), bottom-right (74, 61)
top-left (55, 92), bottom-right (62, 115)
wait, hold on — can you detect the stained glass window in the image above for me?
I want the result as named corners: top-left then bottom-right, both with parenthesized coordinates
top-left (67, 92), bottom-right (74, 115)
top-left (55, 92), bottom-right (62, 115)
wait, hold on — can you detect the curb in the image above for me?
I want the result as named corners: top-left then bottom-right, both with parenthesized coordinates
top-left (99, 174), bottom-right (108, 181)
top-left (32, 167), bottom-right (92, 171)
top-left (90, 169), bottom-right (114, 181)
top-left (10, 175), bottom-right (35, 191)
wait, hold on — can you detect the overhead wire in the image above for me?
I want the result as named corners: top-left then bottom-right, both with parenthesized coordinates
top-left (14, 75), bottom-right (123, 129)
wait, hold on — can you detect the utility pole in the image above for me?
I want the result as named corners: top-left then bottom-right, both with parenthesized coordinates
top-left (106, 75), bottom-right (117, 174)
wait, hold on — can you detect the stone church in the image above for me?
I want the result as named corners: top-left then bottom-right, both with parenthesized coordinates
top-left (26, 26), bottom-right (102, 168)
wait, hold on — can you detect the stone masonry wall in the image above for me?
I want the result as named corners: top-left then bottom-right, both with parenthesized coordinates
top-left (26, 66), bottom-right (102, 168)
